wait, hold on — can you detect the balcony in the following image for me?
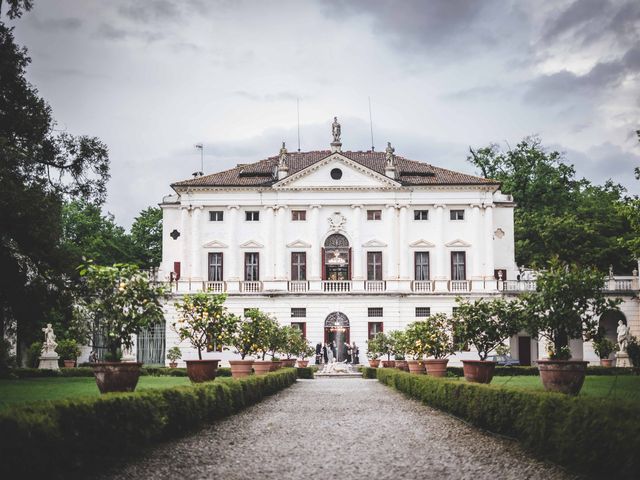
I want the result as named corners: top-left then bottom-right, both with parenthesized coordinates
top-left (365, 280), bottom-right (386, 292)
top-left (288, 281), bottom-right (309, 292)
top-left (450, 280), bottom-right (470, 292)
top-left (205, 281), bottom-right (225, 293)
top-left (411, 280), bottom-right (432, 293)
top-left (240, 281), bottom-right (262, 293)
top-left (322, 280), bottom-right (351, 292)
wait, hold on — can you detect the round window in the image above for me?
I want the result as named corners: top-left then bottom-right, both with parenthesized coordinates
top-left (330, 168), bottom-right (343, 180)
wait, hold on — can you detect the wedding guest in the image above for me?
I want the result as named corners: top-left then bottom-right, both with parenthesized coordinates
top-left (345, 342), bottom-right (352, 363)
top-left (315, 342), bottom-right (322, 364)
top-left (322, 343), bottom-right (328, 364)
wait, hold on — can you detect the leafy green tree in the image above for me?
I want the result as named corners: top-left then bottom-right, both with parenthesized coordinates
top-left (468, 137), bottom-right (633, 272)
top-left (0, 6), bottom-right (110, 360)
top-left (130, 207), bottom-right (162, 269)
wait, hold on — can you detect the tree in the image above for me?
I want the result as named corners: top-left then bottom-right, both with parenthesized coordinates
top-left (130, 207), bottom-right (162, 269)
top-left (468, 137), bottom-right (633, 272)
top-left (0, 6), bottom-right (110, 361)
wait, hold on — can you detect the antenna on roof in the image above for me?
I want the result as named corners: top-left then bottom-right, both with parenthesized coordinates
top-left (194, 143), bottom-right (204, 176)
top-left (297, 97), bottom-right (301, 152)
top-left (368, 96), bottom-right (375, 152)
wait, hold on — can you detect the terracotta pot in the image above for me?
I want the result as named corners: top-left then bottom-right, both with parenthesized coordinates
top-left (395, 360), bottom-right (408, 371)
top-left (253, 361), bottom-right (273, 375)
top-left (297, 360), bottom-right (309, 368)
top-left (281, 359), bottom-right (296, 368)
top-left (425, 358), bottom-right (449, 377)
top-left (538, 359), bottom-right (589, 395)
top-left (229, 359), bottom-right (254, 378)
top-left (381, 360), bottom-right (396, 368)
top-left (92, 362), bottom-right (142, 394)
top-left (407, 360), bottom-right (425, 374)
top-left (63, 360), bottom-right (76, 368)
top-left (368, 359), bottom-right (380, 368)
top-left (600, 358), bottom-right (614, 367)
top-left (462, 360), bottom-right (496, 384)
top-left (168, 362), bottom-right (177, 369)
top-left (270, 360), bottom-right (282, 371)
top-left (185, 359), bottom-right (219, 383)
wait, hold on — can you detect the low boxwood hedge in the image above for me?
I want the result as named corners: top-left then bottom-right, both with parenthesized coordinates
top-left (376, 368), bottom-right (640, 478)
top-left (0, 368), bottom-right (297, 478)
top-left (296, 367), bottom-right (314, 379)
top-left (1, 366), bottom-right (235, 379)
top-left (361, 367), bottom-right (377, 379)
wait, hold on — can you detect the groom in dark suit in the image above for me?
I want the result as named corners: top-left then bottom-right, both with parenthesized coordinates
top-left (315, 342), bottom-right (322, 364)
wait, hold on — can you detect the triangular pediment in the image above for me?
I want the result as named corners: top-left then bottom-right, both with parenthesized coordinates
top-left (239, 240), bottom-right (264, 248)
top-left (362, 239), bottom-right (388, 247)
top-left (273, 153), bottom-right (401, 190)
top-left (202, 239), bottom-right (228, 248)
top-left (409, 239), bottom-right (436, 248)
top-left (286, 239), bottom-right (312, 248)
top-left (445, 239), bottom-right (471, 247)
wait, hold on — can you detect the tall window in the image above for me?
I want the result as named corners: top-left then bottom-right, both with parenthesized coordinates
top-left (451, 251), bottom-right (466, 280)
top-left (367, 209), bottom-right (382, 220)
top-left (450, 209), bottom-right (465, 220)
top-left (244, 252), bottom-right (259, 281)
top-left (291, 210), bottom-right (306, 221)
top-left (414, 210), bottom-right (429, 220)
top-left (209, 211), bottom-right (223, 221)
top-left (207, 252), bottom-right (223, 282)
top-left (414, 252), bottom-right (430, 280)
top-left (245, 211), bottom-right (260, 221)
top-left (368, 322), bottom-right (383, 339)
top-left (291, 252), bottom-right (307, 281)
top-left (367, 251), bottom-right (383, 280)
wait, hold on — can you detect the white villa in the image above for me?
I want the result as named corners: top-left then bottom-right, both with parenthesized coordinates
top-left (139, 119), bottom-right (638, 367)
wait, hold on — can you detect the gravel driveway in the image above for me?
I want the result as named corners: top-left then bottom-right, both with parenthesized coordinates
top-left (101, 378), bottom-right (577, 480)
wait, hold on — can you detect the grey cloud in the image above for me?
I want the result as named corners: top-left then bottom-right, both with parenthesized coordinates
top-left (524, 46), bottom-right (640, 104)
top-left (118, 0), bottom-right (180, 24)
top-left (30, 15), bottom-right (82, 32)
top-left (96, 23), bottom-right (166, 43)
top-left (442, 84), bottom-right (507, 101)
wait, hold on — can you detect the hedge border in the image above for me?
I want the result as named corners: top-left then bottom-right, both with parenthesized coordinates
top-left (0, 368), bottom-right (297, 478)
top-left (376, 368), bottom-right (640, 479)
top-left (0, 366), bottom-right (235, 379)
top-left (296, 367), bottom-right (314, 379)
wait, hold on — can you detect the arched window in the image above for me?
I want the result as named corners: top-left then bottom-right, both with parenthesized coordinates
top-left (324, 233), bottom-right (349, 248)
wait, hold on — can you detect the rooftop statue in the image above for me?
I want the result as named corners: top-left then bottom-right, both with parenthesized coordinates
top-left (332, 116), bottom-right (341, 143)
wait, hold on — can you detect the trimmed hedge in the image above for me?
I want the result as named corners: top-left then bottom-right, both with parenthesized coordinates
top-left (1, 366), bottom-right (234, 379)
top-left (377, 368), bottom-right (640, 479)
top-left (361, 367), bottom-right (377, 379)
top-left (296, 367), bottom-right (314, 379)
top-left (0, 368), bottom-right (297, 478)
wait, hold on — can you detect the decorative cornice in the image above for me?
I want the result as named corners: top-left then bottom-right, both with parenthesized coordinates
top-left (445, 239), bottom-right (472, 248)
top-left (409, 239), bottom-right (436, 248)
top-left (202, 240), bottom-right (228, 248)
top-left (362, 239), bottom-right (388, 248)
top-left (239, 240), bottom-right (264, 248)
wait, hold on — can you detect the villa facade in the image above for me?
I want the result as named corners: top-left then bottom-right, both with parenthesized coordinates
top-left (147, 121), bottom-right (639, 367)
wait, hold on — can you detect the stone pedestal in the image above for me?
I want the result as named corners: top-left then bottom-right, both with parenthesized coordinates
top-left (616, 352), bottom-right (631, 368)
top-left (38, 353), bottom-right (60, 370)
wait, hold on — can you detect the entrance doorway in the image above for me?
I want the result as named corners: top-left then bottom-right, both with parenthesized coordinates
top-left (324, 311), bottom-right (350, 362)
top-left (323, 234), bottom-right (351, 281)
top-left (517, 336), bottom-right (532, 366)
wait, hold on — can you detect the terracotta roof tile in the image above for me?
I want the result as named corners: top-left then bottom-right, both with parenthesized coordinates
top-left (172, 150), bottom-right (497, 188)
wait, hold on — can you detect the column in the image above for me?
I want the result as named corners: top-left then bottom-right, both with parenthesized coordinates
top-left (434, 204), bottom-right (446, 280)
top-left (385, 205), bottom-right (398, 279)
top-left (180, 206), bottom-right (189, 280)
top-left (274, 205), bottom-right (287, 280)
top-left (190, 206), bottom-right (203, 282)
top-left (484, 205), bottom-right (495, 281)
top-left (226, 206), bottom-right (240, 282)
top-left (351, 205), bottom-right (363, 280)
top-left (262, 206), bottom-right (275, 280)
top-left (309, 205), bottom-right (322, 280)
top-left (471, 205), bottom-right (482, 280)
top-left (398, 205), bottom-right (408, 279)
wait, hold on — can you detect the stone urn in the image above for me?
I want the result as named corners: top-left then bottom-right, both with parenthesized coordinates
top-left (297, 360), bottom-right (309, 368)
top-left (538, 359), bottom-right (589, 395)
top-left (407, 360), bottom-right (425, 374)
top-left (229, 359), bottom-right (254, 378)
top-left (168, 362), bottom-right (178, 369)
top-left (92, 362), bottom-right (143, 393)
top-left (252, 360), bottom-right (273, 376)
top-left (599, 358), bottom-right (614, 367)
top-left (395, 360), bottom-right (408, 371)
top-left (381, 360), bottom-right (396, 368)
top-left (63, 360), bottom-right (76, 368)
top-left (462, 360), bottom-right (496, 384)
top-left (185, 359), bottom-right (219, 383)
top-left (281, 359), bottom-right (296, 368)
top-left (270, 360), bottom-right (283, 371)
top-left (424, 359), bottom-right (449, 377)
top-left (368, 359), bottom-right (380, 368)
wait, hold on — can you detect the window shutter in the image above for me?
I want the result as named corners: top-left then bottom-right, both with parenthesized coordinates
top-left (173, 261), bottom-right (181, 281)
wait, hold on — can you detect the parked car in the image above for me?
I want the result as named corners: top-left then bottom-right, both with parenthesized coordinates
top-left (485, 354), bottom-right (520, 366)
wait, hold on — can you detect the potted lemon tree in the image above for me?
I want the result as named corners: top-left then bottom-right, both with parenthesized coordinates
top-left (390, 330), bottom-right (408, 371)
top-left (422, 313), bottom-right (456, 377)
top-left (166, 346), bottom-right (182, 368)
top-left (57, 339), bottom-right (81, 368)
top-left (404, 321), bottom-right (429, 374)
top-left (229, 315), bottom-right (263, 377)
top-left (245, 309), bottom-right (279, 375)
top-left (172, 293), bottom-right (238, 383)
top-left (366, 334), bottom-right (382, 368)
top-left (523, 259), bottom-right (620, 394)
top-left (453, 297), bottom-right (523, 384)
top-left (76, 263), bottom-right (166, 393)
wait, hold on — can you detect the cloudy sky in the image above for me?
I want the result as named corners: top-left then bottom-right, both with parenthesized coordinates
top-left (9, 0), bottom-right (640, 226)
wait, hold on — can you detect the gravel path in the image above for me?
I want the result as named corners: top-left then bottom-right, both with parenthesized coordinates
top-left (101, 378), bottom-right (577, 480)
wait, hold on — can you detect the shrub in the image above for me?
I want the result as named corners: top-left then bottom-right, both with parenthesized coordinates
top-left (376, 368), bottom-right (640, 478)
top-left (26, 342), bottom-right (43, 368)
top-left (56, 339), bottom-right (81, 362)
top-left (592, 337), bottom-right (616, 360)
top-left (166, 346), bottom-right (182, 363)
top-left (0, 369), bottom-right (297, 478)
top-left (627, 336), bottom-right (640, 368)
top-left (296, 367), bottom-right (314, 379)
top-left (361, 367), bottom-right (377, 379)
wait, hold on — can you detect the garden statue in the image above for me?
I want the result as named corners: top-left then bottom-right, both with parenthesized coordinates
top-left (617, 320), bottom-right (630, 353)
top-left (38, 323), bottom-right (60, 370)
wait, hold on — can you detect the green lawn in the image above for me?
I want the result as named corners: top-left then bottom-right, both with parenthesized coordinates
top-left (0, 376), bottom-right (191, 409)
top-left (483, 375), bottom-right (640, 400)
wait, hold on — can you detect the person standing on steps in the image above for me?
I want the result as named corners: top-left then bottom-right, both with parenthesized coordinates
top-left (322, 343), bottom-right (328, 364)
top-left (352, 342), bottom-right (359, 365)
top-left (315, 342), bottom-right (322, 365)
top-left (345, 342), bottom-right (352, 363)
